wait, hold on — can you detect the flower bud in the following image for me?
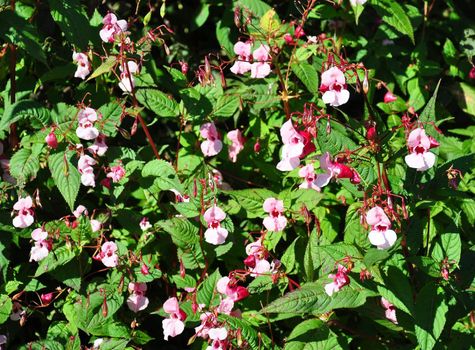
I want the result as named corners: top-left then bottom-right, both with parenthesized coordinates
top-left (383, 91), bottom-right (397, 103)
top-left (362, 71), bottom-right (369, 94)
top-left (179, 61), bottom-right (188, 75)
top-left (283, 33), bottom-right (295, 45)
top-left (45, 130), bottom-right (58, 149)
top-left (141, 264), bottom-right (149, 275)
top-left (366, 125), bottom-right (377, 142)
top-left (253, 140), bottom-right (261, 153)
top-left (41, 292), bottom-right (54, 305)
top-left (243, 254), bottom-right (256, 268)
top-left (295, 25), bottom-right (305, 38)
top-left (469, 67), bottom-right (475, 79)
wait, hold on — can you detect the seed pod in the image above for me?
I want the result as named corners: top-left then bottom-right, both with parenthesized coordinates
top-left (362, 70), bottom-right (369, 94)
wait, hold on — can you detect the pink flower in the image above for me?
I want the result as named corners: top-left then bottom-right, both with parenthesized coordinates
top-left (73, 205), bottom-right (88, 218)
top-left (217, 297), bottom-right (234, 315)
top-left (106, 165), bottom-right (126, 183)
top-left (319, 67), bottom-right (350, 107)
top-left (78, 155), bottom-right (96, 187)
top-left (366, 206), bottom-right (397, 249)
top-left (350, 0), bottom-right (368, 6)
top-left (99, 13), bottom-right (128, 43)
top-left (99, 241), bottom-right (119, 267)
top-left (139, 217), bottom-right (152, 231)
top-left (469, 67), bottom-right (475, 80)
top-left (404, 128), bottom-right (438, 171)
top-left (127, 282), bottom-right (149, 313)
top-left (45, 129), bottom-right (58, 149)
top-left (227, 129), bottom-right (245, 163)
top-left (315, 152), bottom-right (360, 188)
top-left (381, 297), bottom-right (398, 324)
top-left (298, 164), bottom-right (321, 191)
top-left (170, 189), bottom-right (190, 203)
top-left (200, 122), bottom-right (223, 157)
top-left (162, 297), bottom-right (187, 341)
top-left (263, 198), bottom-right (287, 232)
top-left (29, 228), bottom-right (52, 262)
top-left (250, 44), bottom-right (271, 78)
top-left (216, 277), bottom-right (249, 302)
top-left (230, 41), bottom-right (252, 75)
top-left (13, 196), bottom-right (34, 228)
top-left (76, 107), bottom-right (100, 140)
top-left (90, 219), bottom-right (101, 232)
top-left (324, 264), bottom-right (350, 296)
top-left (72, 52), bottom-right (91, 80)
top-left (203, 205), bottom-right (228, 245)
top-left (383, 91), bottom-right (397, 103)
top-left (209, 327), bottom-right (228, 341)
top-left (87, 134), bottom-right (108, 156)
top-left (118, 61), bottom-right (140, 93)
top-left (276, 120), bottom-right (305, 171)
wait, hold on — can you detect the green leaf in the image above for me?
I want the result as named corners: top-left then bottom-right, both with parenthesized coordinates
top-left (262, 278), bottom-right (376, 314)
top-left (213, 95), bottom-right (239, 117)
top-left (219, 314), bottom-right (272, 350)
top-left (142, 159), bottom-right (182, 192)
top-left (431, 232), bottom-right (461, 264)
top-left (10, 146), bottom-right (42, 183)
top-left (0, 294), bottom-right (12, 324)
top-left (193, 3), bottom-right (210, 29)
top-left (414, 283), bottom-right (448, 350)
top-left (285, 319), bottom-right (343, 350)
top-left (373, 0), bottom-right (415, 44)
top-left (452, 82), bottom-right (475, 117)
top-left (98, 102), bottom-right (123, 137)
top-left (136, 88), bottom-right (179, 118)
top-left (291, 63), bottom-right (319, 94)
top-left (344, 203), bottom-right (371, 249)
top-left (247, 275), bottom-right (274, 294)
top-left (236, 0), bottom-right (272, 17)
top-left (0, 100), bottom-right (51, 135)
top-left (281, 237), bottom-right (299, 273)
top-left (48, 151), bottom-right (81, 211)
top-left (226, 188), bottom-right (277, 218)
top-left (377, 265), bottom-right (414, 315)
top-left (317, 119), bottom-right (357, 155)
top-left (157, 218), bottom-right (199, 249)
top-left (197, 269), bottom-right (220, 307)
top-left (86, 56), bottom-right (117, 81)
top-left (35, 245), bottom-right (77, 277)
top-left (419, 80), bottom-right (441, 124)
top-left (259, 9), bottom-right (280, 34)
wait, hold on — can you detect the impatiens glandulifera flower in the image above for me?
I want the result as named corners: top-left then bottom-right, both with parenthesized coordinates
top-left (87, 134), bottom-right (108, 156)
top-left (76, 107), bottom-right (100, 140)
top-left (170, 189), bottom-right (190, 203)
top-left (162, 297), bottom-right (186, 341)
top-left (200, 122), bottom-right (223, 157)
top-left (383, 91), bottom-right (397, 103)
top-left (350, 0), bottom-right (368, 6)
top-left (99, 13), bottom-right (128, 43)
top-left (319, 67), bottom-right (350, 107)
top-left (404, 128), bottom-right (439, 171)
top-left (227, 129), bottom-right (245, 163)
top-left (72, 52), bottom-right (91, 80)
top-left (29, 228), bottom-right (52, 262)
top-left (106, 164), bottom-right (126, 183)
top-left (207, 327), bottom-right (229, 350)
top-left (366, 206), bottom-right (397, 249)
top-left (13, 196), bottom-right (34, 228)
top-left (250, 44), bottom-right (271, 78)
top-left (381, 297), bottom-right (398, 324)
top-left (216, 276), bottom-right (249, 302)
top-left (263, 198), bottom-right (287, 232)
top-left (40, 292), bottom-right (54, 305)
top-left (139, 217), bottom-right (152, 231)
top-left (118, 61), bottom-right (140, 93)
top-left (315, 152), bottom-right (361, 188)
top-left (90, 219), bottom-right (101, 232)
top-left (230, 41), bottom-right (252, 75)
top-left (78, 155), bottom-right (97, 187)
top-left (203, 205), bottom-right (228, 245)
top-left (210, 169), bottom-right (233, 191)
top-left (276, 119), bottom-right (304, 171)
top-left (98, 241), bottom-right (119, 267)
top-left (45, 129), bottom-right (58, 149)
top-left (244, 238), bottom-right (275, 276)
top-left (324, 264), bottom-right (350, 296)
top-left (127, 282), bottom-right (149, 313)
top-left (73, 205), bottom-right (88, 218)
top-left (298, 164), bottom-right (321, 191)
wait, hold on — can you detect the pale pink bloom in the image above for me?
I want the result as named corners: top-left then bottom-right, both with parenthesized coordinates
top-left (217, 297), bottom-right (234, 315)
top-left (169, 189), bottom-right (190, 203)
top-left (230, 41), bottom-right (252, 75)
top-left (107, 165), bottom-right (126, 183)
top-left (366, 206), bottom-right (397, 249)
top-left (73, 205), bottom-right (88, 218)
top-left (245, 238), bottom-right (263, 256)
top-left (100, 13), bottom-right (128, 43)
top-left (324, 264), bottom-right (350, 296)
top-left (139, 217), bottom-right (152, 231)
top-left (13, 196), bottom-right (34, 228)
top-left (90, 219), bottom-right (101, 232)
top-left (319, 67), bottom-right (350, 107)
top-left (119, 61), bottom-right (139, 75)
top-left (162, 318), bottom-right (185, 341)
top-left (203, 205), bottom-right (228, 245)
top-left (76, 107), bottom-right (100, 140)
top-left (298, 164), bottom-right (321, 191)
top-left (29, 228), bottom-right (51, 262)
top-left (31, 228), bottom-right (47, 241)
top-left (78, 155), bottom-right (97, 187)
top-left (227, 129), bottom-right (245, 163)
top-left (251, 259), bottom-right (271, 276)
top-left (210, 169), bottom-right (233, 191)
top-left (276, 120), bottom-right (305, 171)
top-left (216, 276), bottom-right (230, 295)
top-left (72, 52), bottom-right (91, 80)
top-left (87, 134), bottom-right (108, 156)
top-left (404, 128), bottom-right (438, 171)
top-left (127, 282), bottom-right (149, 313)
top-left (384, 91), bottom-right (397, 103)
top-left (315, 152), bottom-right (358, 188)
top-left (92, 339), bottom-right (103, 349)
top-left (163, 297), bottom-right (181, 315)
top-left (209, 327), bottom-right (228, 341)
top-left (350, 0), bottom-right (368, 6)
top-left (263, 198), bottom-right (287, 232)
top-left (99, 241), bottom-right (119, 267)
top-left (381, 297), bottom-right (398, 324)
top-left (250, 44), bottom-right (271, 78)
top-left (200, 122), bottom-right (223, 157)
top-left (216, 276), bottom-right (249, 301)
top-left (118, 60), bottom-right (140, 92)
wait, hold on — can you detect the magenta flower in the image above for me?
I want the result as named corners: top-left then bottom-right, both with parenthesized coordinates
top-left (99, 241), bottom-right (119, 267)
top-left (99, 13), bottom-right (128, 43)
top-left (404, 128), bottom-right (439, 171)
top-left (76, 107), bottom-right (99, 140)
top-left (45, 129), bottom-right (58, 149)
top-left (324, 264), bottom-right (350, 296)
top-left (230, 41), bottom-right (252, 75)
top-left (203, 205), bottom-right (228, 245)
top-left (106, 165), bottom-right (126, 183)
top-left (381, 297), bottom-right (398, 324)
top-left (13, 196), bottom-right (34, 228)
top-left (78, 155), bottom-right (97, 187)
top-left (29, 228), bottom-right (51, 262)
top-left (200, 122), bottom-right (223, 157)
top-left (250, 44), bottom-right (271, 78)
top-left (226, 129), bottom-right (245, 163)
top-left (366, 206), bottom-right (397, 249)
top-left (162, 297), bottom-right (186, 341)
top-left (72, 52), bottom-right (91, 80)
top-left (127, 282), bottom-right (149, 313)
top-left (216, 277), bottom-right (249, 302)
top-left (298, 164), bottom-right (321, 191)
top-left (383, 91), bottom-right (397, 103)
top-left (263, 198), bottom-right (287, 232)
top-left (315, 152), bottom-right (360, 188)
top-left (319, 67), bottom-right (350, 107)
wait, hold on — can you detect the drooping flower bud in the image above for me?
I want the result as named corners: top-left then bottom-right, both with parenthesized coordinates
top-left (253, 140), bottom-right (261, 153)
top-left (469, 67), bottom-right (475, 79)
top-left (362, 71), bottom-right (369, 94)
top-left (45, 130), bottom-right (58, 149)
top-left (366, 125), bottom-right (377, 141)
top-left (384, 91), bottom-right (397, 103)
top-left (41, 292), bottom-right (54, 305)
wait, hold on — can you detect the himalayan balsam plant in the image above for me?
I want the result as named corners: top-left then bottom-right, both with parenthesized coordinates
top-left (0, 0), bottom-right (474, 349)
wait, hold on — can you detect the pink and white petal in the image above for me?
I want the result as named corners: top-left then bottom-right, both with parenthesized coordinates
top-left (334, 89), bottom-right (350, 106)
top-left (263, 216), bottom-right (276, 231)
top-left (275, 215), bottom-right (287, 231)
top-left (324, 282), bottom-right (338, 296)
top-left (382, 229), bottom-right (397, 248)
top-left (31, 228), bottom-right (47, 241)
top-left (162, 318), bottom-right (185, 341)
top-left (420, 151), bottom-right (436, 171)
top-left (322, 90), bottom-right (337, 105)
top-left (404, 153), bottom-right (426, 169)
top-left (368, 230), bottom-right (386, 247)
top-left (315, 172), bottom-right (332, 188)
top-left (216, 277), bottom-right (230, 295)
top-left (116, 19), bottom-right (128, 32)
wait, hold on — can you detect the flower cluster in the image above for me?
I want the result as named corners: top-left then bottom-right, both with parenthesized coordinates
top-left (244, 238), bottom-right (280, 276)
top-left (276, 119), bottom-right (315, 171)
top-left (72, 52), bottom-right (91, 80)
top-left (226, 129), bottom-right (245, 163)
top-left (230, 42), bottom-right (272, 78)
top-left (99, 13), bottom-right (128, 43)
top-left (404, 127), bottom-right (439, 171)
top-left (319, 67), bottom-right (350, 107)
top-left (78, 155), bottom-right (97, 187)
top-left (315, 152), bottom-right (361, 188)
top-left (76, 107), bottom-right (100, 140)
top-left (96, 241), bottom-right (119, 267)
top-left (324, 264), bottom-right (350, 296)
top-left (12, 196), bottom-right (34, 228)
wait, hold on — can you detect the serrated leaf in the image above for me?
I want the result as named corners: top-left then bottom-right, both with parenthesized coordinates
top-left (136, 88), bottom-right (179, 117)
top-left (86, 56), bottom-right (117, 81)
top-left (157, 218), bottom-right (199, 249)
top-left (377, 266), bottom-right (414, 315)
top-left (0, 100), bottom-right (50, 135)
top-left (48, 151), bottom-right (81, 211)
top-left (419, 80), bottom-right (441, 124)
top-left (373, 0), bottom-right (415, 44)
top-left (10, 147), bottom-right (42, 183)
top-left (291, 63), bottom-right (318, 94)
top-left (431, 232), bottom-right (461, 264)
top-left (197, 269), bottom-right (220, 307)
top-left (0, 294), bottom-right (12, 324)
top-left (226, 188), bottom-right (277, 218)
top-left (247, 275), bottom-right (274, 294)
top-left (260, 9), bottom-right (280, 34)
top-left (213, 94), bottom-right (239, 117)
top-left (317, 120), bottom-right (357, 155)
top-left (285, 319), bottom-right (343, 350)
top-left (142, 159), bottom-right (182, 192)
top-left (35, 245), bottom-right (77, 277)
top-left (219, 314), bottom-right (272, 350)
